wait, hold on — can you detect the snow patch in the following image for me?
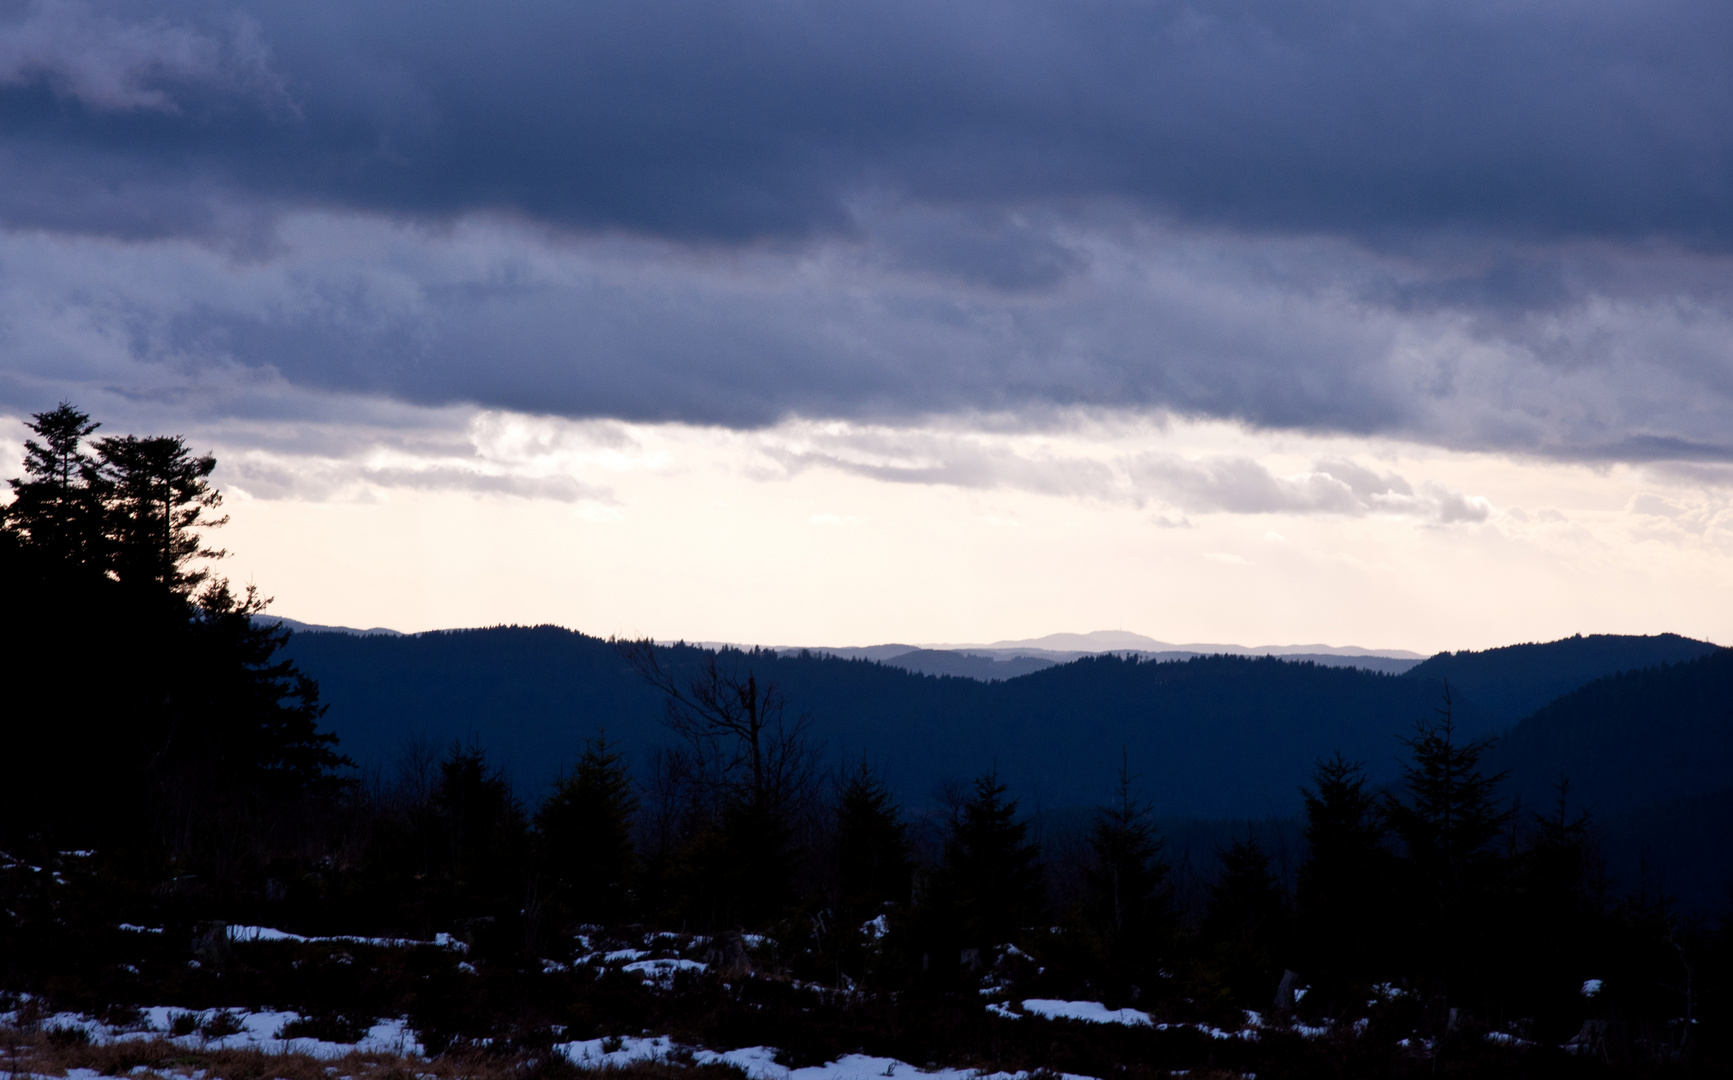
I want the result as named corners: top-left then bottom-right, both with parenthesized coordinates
top-left (13, 1006), bottom-right (422, 1059)
top-left (623, 957), bottom-right (708, 986)
top-left (555, 1040), bottom-right (1096, 1080)
top-left (226, 925), bottom-right (467, 951)
top-left (1020, 1000), bottom-right (1152, 1027)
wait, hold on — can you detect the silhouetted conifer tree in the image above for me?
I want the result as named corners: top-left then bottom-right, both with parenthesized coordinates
top-left (939, 770), bottom-right (1045, 954)
top-left (1201, 837), bottom-right (1290, 1010)
top-left (834, 761), bottom-right (912, 917)
top-left (2, 405), bottom-right (345, 856)
top-left (93, 432), bottom-right (226, 595)
top-left (1384, 687), bottom-right (1512, 999)
top-left (537, 734), bottom-right (639, 924)
top-left (1502, 777), bottom-right (1603, 1029)
top-left (3, 402), bottom-right (106, 569)
top-left (1296, 753), bottom-right (1394, 993)
top-left (1083, 755), bottom-right (1174, 1002)
top-left (179, 582), bottom-right (348, 785)
top-left (434, 743), bottom-right (528, 893)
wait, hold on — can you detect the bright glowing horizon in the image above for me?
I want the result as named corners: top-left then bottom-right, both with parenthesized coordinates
top-left (20, 409), bottom-right (1699, 658)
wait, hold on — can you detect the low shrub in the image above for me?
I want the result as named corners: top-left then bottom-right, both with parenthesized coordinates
top-left (278, 1012), bottom-right (373, 1043)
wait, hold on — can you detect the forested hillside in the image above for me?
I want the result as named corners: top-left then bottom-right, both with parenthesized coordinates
top-left (1491, 648), bottom-right (1733, 816)
top-left (1403, 633), bottom-right (1722, 727)
top-left (1484, 650), bottom-right (1733, 913)
top-left (283, 626), bottom-right (1480, 817)
top-left (284, 624), bottom-right (1723, 818)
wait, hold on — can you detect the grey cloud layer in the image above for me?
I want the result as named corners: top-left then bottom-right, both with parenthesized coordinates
top-left (766, 426), bottom-right (1488, 524)
top-left (0, 0), bottom-right (1730, 462)
top-left (0, 0), bottom-right (285, 114)
top-left (1, 0), bottom-right (1727, 244)
top-left (2, 214), bottom-right (1731, 460)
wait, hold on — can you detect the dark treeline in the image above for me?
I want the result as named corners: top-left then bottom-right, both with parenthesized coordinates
top-left (1, 403), bottom-right (345, 865)
top-left (3, 404), bottom-right (1731, 1074)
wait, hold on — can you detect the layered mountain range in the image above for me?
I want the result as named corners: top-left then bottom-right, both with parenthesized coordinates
top-left (276, 626), bottom-right (1730, 908)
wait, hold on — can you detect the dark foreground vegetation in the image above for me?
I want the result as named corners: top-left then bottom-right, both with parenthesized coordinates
top-left (3, 404), bottom-right (1731, 1078)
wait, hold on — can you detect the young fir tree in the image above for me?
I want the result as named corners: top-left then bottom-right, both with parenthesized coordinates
top-left (1383, 687), bottom-right (1512, 997)
top-left (1200, 837), bottom-right (1291, 1010)
top-left (1503, 778), bottom-right (1602, 1023)
top-left (433, 743), bottom-right (530, 904)
top-left (1083, 756), bottom-right (1175, 1000)
top-left (536, 734), bottom-right (639, 924)
top-left (939, 769), bottom-right (1045, 953)
top-left (1296, 754), bottom-right (1394, 990)
top-left (835, 761), bottom-right (912, 916)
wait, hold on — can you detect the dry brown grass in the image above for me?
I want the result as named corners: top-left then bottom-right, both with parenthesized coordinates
top-left (0, 1026), bottom-right (749, 1080)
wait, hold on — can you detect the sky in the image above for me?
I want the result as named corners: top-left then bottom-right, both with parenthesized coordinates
top-left (1, 0), bottom-right (1731, 653)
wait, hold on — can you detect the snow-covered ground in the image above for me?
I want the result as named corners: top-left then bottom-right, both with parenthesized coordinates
top-left (989, 998), bottom-right (1246, 1038)
top-left (10, 1011), bottom-right (1099, 1080)
top-left (553, 1036), bottom-right (1098, 1080)
top-left (4, 1003), bottom-right (423, 1059)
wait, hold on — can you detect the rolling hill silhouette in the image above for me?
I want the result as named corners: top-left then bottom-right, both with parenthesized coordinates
top-left (281, 626), bottom-right (1721, 819)
top-left (1402, 632), bottom-right (1720, 727)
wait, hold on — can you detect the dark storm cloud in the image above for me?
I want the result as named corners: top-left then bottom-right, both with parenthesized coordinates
top-left (0, 0), bottom-right (1730, 465)
top-left (1, 0), bottom-right (1728, 246)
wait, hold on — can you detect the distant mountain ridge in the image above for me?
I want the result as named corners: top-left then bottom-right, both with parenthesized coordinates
top-left (270, 616), bottom-right (405, 637)
top-left (276, 619), bottom-right (1428, 682)
top-left (269, 624), bottom-right (1728, 910)
top-left (276, 626), bottom-right (1711, 809)
top-left (279, 627), bottom-right (1472, 819)
top-left (776, 629), bottom-right (1425, 680)
top-left (810, 648), bottom-right (1420, 680)
top-left (932, 629), bottom-right (1426, 659)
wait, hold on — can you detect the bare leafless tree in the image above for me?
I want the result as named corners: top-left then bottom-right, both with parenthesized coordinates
top-left (616, 638), bottom-right (820, 816)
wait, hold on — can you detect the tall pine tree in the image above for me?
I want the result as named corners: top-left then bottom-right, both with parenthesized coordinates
top-left (3, 402), bottom-right (106, 569)
top-left (93, 432), bottom-right (226, 596)
top-left (1, 405), bottom-right (346, 857)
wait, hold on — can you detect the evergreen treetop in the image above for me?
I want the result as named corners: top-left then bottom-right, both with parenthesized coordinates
top-left (1384, 689), bottom-right (1512, 905)
top-left (1296, 753), bottom-right (1395, 988)
top-left (942, 769), bottom-right (1045, 948)
top-left (4, 402), bottom-right (105, 567)
top-left (1084, 754), bottom-right (1172, 944)
top-left (93, 432), bottom-right (227, 595)
top-left (835, 761), bottom-right (913, 916)
top-left (537, 733), bottom-right (639, 923)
